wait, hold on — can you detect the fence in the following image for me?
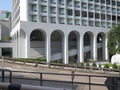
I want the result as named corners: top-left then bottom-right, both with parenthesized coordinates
top-left (0, 69), bottom-right (120, 90)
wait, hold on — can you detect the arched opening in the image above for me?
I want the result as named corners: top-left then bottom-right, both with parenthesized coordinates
top-left (68, 31), bottom-right (79, 64)
top-left (84, 32), bottom-right (94, 62)
top-left (20, 29), bottom-right (26, 58)
top-left (97, 32), bottom-right (105, 60)
top-left (30, 29), bottom-right (46, 58)
top-left (51, 30), bottom-right (64, 63)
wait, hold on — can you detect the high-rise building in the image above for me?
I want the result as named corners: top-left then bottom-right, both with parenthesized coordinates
top-left (12, 0), bottom-right (120, 64)
top-left (0, 10), bottom-right (12, 57)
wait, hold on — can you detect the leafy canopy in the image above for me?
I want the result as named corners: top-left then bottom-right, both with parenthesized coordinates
top-left (107, 24), bottom-right (120, 54)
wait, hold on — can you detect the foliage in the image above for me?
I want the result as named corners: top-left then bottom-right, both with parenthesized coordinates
top-left (16, 58), bottom-right (46, 62)
top-left (86, 63), bottom-right (90, 67)
top-left (107, 24), bottom-right (120, 54)
top-left (92, 62), bottom-right (97, 67)
top-left (112, 63), bottom-right (118, 69)
top-left (80, 63), bottom-right (84, 67)
top-left (104, 64), bottom-right (109, 68)
top-left (5, 36), bottom-right (12, 41)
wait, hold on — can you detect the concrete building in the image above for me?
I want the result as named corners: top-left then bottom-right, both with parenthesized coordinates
top-left (11, 0), bottom-right (120, 64)
top-left (0, 14), bottom-right (12, 57)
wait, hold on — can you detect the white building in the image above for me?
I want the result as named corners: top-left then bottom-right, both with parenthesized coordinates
top-left (0, 10), bottom-right (12, 57)
top-left (11, 0), bottom-right (120, 64)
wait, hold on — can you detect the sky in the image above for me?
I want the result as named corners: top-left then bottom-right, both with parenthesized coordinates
top-left (0, 0), bottom-right (12, 11)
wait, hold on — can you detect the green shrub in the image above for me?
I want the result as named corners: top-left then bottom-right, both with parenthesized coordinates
top-left (92, 62), bottom-right (97, 67)
top-left (112, 63), bottom-right (118, 69)
top-left (104, 64), bottom-right (109, 68)
top-left (80, 63), bottom-right (84, 67)
top-left (86, 63), bottom-right (90, 67)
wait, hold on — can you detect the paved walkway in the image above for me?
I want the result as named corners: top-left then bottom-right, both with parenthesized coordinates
top-left (0, 61), bottom-right (114, 90)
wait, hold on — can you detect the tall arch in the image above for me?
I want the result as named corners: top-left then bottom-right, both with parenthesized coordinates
top-left (30, 29), bottom-right (46, 58)
top-left (97, 32), bottom-right (106, 60)
top-left (51, 30), bottom-right (64, 63)
top-left (68, 31), bottom-right (80, 63)
top-left (83, 32), bottom-right (94, 61)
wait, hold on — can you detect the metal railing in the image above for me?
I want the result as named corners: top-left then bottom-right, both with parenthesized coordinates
top-left (0, 69), bottom-right (120, 90)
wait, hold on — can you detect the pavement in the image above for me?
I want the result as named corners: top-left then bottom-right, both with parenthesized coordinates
top-left (0, 61), bottom-right (115, 90)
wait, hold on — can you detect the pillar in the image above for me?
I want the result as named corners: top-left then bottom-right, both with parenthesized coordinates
top-left (63, 35), bottom-right (68, 64)
top-left (78, 35), bottom-right (84, 62)
top-left (46, 34), bottom-right (51, 63)
top-left (104, 37), bottom-right (108, 60)
top-left (93, 35), bottom-right (97, 60)
top-left (26, 33), bottom-right (30, 58)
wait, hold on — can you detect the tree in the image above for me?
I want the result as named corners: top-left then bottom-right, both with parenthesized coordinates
top-left (107, 24), bottom-right (120, 54)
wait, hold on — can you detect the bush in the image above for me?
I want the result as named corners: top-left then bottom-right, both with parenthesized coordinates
top-left (80, 63), bottom-right (84, 67)
top-left (86, 63), bottom-right (90, 67)
top-left (104, 64), bottom-right (109, 68)
top-left (92, 62), bottom-right (97, 67)
top-left (112, 63), bottom-right (118, 69)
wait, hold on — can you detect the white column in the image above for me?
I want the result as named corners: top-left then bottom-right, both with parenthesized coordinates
top-left (0, 48), bottom-right (2, 57)
top-left (63, 35), bottom-right (68, 64)
top-left (104, 37), bottom-right (108, 60)
top-left (79, 35), bottom-right (84, 62)
top-left (26, 33), bottom-right (30, 58)
top-left (93, 35), bottom-right (97, 60)
top-left (18, 30), bottom-right (21, 58)
top-left (46, 34), bottom-right (51, 63)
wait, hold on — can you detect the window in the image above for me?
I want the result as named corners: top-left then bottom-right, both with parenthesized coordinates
top-left (95, 0), bottom-right (99, 3)
top-left (89, 21), bottom-right (94, 26)
top-left (67, 0), bottom-right (72, 6)
top-left (107, 15), bottom-right (111, 20)
top-left (59, 8), bottom-right (64, 15)
top-left (82, 11), bottom-right (87, 17)
top-left (88, 4), bottom-right (93, 10)
top-left (50, 7), bottom-right (56, 14)
top-left (41, 6), bottom-right (47, 13)
top-left (95, 21), bottom-right (100, 27)
top-left (59, 0), bottom-right (64, 5)
top-left (59, 18), bottom-right (65, 24)
top-left (101, 14), bottom-right (105, 19)
top-left (112, 15), bottom-right (116, 21)
top-left (67, 9), bottom-right (73, 15)
top-left (82, 20), bottom-right (87, 26)
top-left (89, 12), bottom-right (93, 18)
top-left (95, 13), bottom-right (100, 19)
top-left (31, 4), bottom-right (37, 11)
top-left (112, 1), bottom-right (116, 6)
top-left (117, 2), bottom-right (120, 7)
top-left (101, 6), bottom-right (105, 12)
top-left (75, 10), bottom-right (80, 16)
top-left (75, 19), bottom-right (80, 25)
top-left (106, 0), bottom-right (110, 5)
top-left (101, 22), bottom-right (106, 27)
top-left (50, 0), bottom-right (56, 4)
top-left (31, 15), bottom-right (37, 22)
top-left (41, 16), bottom-right (47, 23)
top-left (95, 5), bottom-right (99, 11)
top-left (107, 7), bottom-right (111, 13)
top-left (82, 3), bottom-right (87, 9)
top-left (100, 0), bottom-right (105, 4)
top-left (51, 17), bottom-right (56, 23)
top-left (67, 18), bottom-right (73, 25)
top-left (74, 1), bottom-right (80, 8)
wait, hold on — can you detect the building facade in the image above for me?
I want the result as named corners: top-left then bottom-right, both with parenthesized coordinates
top-left (0, 10), bottom-right (12, 57)
top-left (11, 0), bottom-right (120, 64)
